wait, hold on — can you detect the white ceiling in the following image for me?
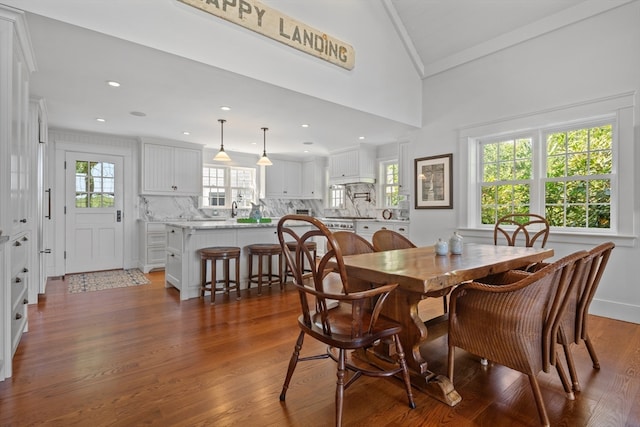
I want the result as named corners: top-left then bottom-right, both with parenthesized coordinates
top-left (4, 0), bottom-right (614, 159)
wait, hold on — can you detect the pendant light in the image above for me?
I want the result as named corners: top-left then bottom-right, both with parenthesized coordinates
top-left (256, 127), bottom-right (273, 166)
top-left (213, 119), bottom-right (231, 162)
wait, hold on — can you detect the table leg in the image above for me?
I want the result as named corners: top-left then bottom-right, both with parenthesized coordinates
top-left (380, 287), bottom-right (462, 406)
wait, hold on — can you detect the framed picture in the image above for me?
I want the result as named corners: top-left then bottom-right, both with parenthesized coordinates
top-left (414, 153), bottom-right (453, 209)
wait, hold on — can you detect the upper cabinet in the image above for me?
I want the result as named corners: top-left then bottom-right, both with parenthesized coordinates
top-left (301, 158), bottom-right (326, 199)
top-left (398, 142), bottom-right (411, 195)
top-left (140, 139), bottom-right (202, 196)
top-left (0, 4), bottom-right (37, 382)
top-left (264, 157), bottom-right (326, 200)
top-left (328, 145), bottom-right (376, 185)
top-left (265, 158), bottom-right (302, 198)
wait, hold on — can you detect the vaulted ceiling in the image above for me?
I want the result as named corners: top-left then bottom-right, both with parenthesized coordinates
top-left (4, 0), bottom-right (619, 157)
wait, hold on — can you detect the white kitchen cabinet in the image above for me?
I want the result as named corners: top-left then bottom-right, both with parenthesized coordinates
top-left (165, 225), bottom-right (184, 291)
top-left (0, 6), bottom-right (36, 382)
top-left (301, 158), bottom-right (326, 199)
top-left (398, 142), bottom-right (411, 195)
top-left (328, 145), bottom-right (376, 184)
top-left (9, 233), bottom-right (30, 358)
top-left (265, 158), bottom-right (302, 198)
top-left (355, 220), bottom-right (410, 243)
top-left (140, 139), bottom-right (202, 195)
top-left (139, 222), bottom-right (166, 273)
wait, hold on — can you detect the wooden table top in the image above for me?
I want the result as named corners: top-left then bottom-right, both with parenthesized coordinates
top-left (340, 243), bottom-right (554, 294)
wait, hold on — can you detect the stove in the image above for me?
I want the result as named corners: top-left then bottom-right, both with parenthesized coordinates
top-left (317, 216), bottom-right (373, 231)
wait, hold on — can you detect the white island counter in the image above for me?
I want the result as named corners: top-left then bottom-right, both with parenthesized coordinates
top-left (164, 219), bottom-right (309, 300)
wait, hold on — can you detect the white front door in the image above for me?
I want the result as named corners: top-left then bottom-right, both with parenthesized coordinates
top-left (65, 152), bottom-right (124, 273)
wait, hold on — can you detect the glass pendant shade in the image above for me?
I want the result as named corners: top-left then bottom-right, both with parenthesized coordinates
top-left (214, 119), bottom-right (231, 162)
top-left (256, 127), bottom-right (272, 166)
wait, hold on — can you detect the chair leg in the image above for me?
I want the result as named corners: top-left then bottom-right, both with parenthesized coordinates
top-left (442, 295), bottom-right (448, 314)
top-left (583, 334), bottom-right (600, 369)
top-left (394, 335), bottom-right (416, 409)
top-left (210, 259), bottom-right (217, 305)
top-left (559, 327), bottom-right (580, 391)
top-left (527, 374), bottom-right (550, 427)
top-left (554, 350), bottom-right (576, 400)
top-left (234, 257), bottom-right (241, 300)
top-left (280, 331), bottom-right (305, 401)
top-left (335, 348), bottom-right (346, 427)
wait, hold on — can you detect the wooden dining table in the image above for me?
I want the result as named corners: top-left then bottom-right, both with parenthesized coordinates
top-left (335, 243), bottom-right (554, 406)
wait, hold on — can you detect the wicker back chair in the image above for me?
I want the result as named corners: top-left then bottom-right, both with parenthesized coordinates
top-left (494, 213), bottom-right (550, 248)
top-left (277, 215), bottom-right (415, 426)
top-left (447, 250), bottom-right (589, 426)
top-left (558, 241), bottom-right (615, 391)
top-left (372, 229), bottom-right (415, 252)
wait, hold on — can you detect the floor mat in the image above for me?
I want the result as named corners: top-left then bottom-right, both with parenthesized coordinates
top-left (67, 269), bottom-right (150, 293)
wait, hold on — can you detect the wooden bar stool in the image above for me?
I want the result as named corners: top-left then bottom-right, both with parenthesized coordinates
top-left (284, 240), bottom-right (317, 283)
top-left (247, 243), bottom-right (283, 295)
top-left (199, 246), bottom-right (241, 304)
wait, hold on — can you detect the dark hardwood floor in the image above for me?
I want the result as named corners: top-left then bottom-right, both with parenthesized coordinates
top-left (1, 272), bottom-right (638, 426)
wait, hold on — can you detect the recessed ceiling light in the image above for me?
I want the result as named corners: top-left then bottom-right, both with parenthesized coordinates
top-left (96, 118), bottom-right (106, 122)
top-left (220, 106), bottom-right (231, 111)
top-left (183, 131), bottom-right (190, 136)
top-left (130, 111), bottom-right (146, 117)
top-left (358, 136), bottom-right (365, 140)
top-left (106, 80), bottom-right (120, 87)
top-left (301, 124), bottom-right (309, 128)
top-left (303, 150), bottom-right (309, 153)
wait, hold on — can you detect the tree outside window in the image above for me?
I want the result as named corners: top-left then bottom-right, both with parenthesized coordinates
top-left (479, 123), bottom-right (613, 229)
top-left (381, 160), bottom-right (399, 207)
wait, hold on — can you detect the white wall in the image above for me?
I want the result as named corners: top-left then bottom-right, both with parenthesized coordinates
top-left (49, 129), bottom-right (140, 276)
top-left (409, 2), bottom-right (640, 323)
top-left (3, 0), bottom-right (422, 127)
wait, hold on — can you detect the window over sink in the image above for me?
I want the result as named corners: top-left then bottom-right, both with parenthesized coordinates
top-left (202, 165), bottom-right (256, 208)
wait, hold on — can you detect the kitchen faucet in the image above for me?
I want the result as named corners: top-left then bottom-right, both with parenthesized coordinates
top-left (231, 201), bottom-right (238, 218)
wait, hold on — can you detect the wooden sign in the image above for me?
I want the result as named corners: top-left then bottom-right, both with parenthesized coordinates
top-left (178, 0), bottom-right (355, 70)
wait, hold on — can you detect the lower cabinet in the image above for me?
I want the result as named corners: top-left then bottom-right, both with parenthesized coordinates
top-left (139, 222), bottom-right (167, 273)
top-left (164, 225), bottom-right (308, 301)
top-left (9, 232), bottom-right (29, 358)
top-left (355, 221), bottom-right (410, 243)
top-left (165, 225), bottom-right (184, 291)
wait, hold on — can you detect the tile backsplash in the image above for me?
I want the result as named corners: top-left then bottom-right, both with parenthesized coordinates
top-left (139, 182), bottom-right (407, 221)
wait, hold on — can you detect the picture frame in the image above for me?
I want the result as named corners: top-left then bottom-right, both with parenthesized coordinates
top-left (414, 153), bottom-right (453, 209)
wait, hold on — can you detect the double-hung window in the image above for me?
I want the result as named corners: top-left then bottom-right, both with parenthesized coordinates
top-left (478, 121), bottom-right (614, 230)
top-left (380, 160), bottom-right (400, 208)
top-left (202, 165), bottom-right (256, 208)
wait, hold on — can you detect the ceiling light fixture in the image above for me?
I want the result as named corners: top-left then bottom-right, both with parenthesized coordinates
top-left (256, 127), bottom-right (272, 166)
top-left (220, 106), bottom-right (231, 111)
top-left (213, 119), bottom-right (231, 162)
top-left (106, 80), bottom-right (120, 87)
top-left (96, 118), bottom-right (106, 122)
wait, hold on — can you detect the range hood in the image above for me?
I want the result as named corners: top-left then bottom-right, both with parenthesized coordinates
top-left (328, 145), bottom-right (376, 185)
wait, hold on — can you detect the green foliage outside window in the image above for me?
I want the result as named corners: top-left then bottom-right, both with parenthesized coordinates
top-left (383, 163), bottom-right (399, 207)
top-left (75, 161), bottom-right (115, 208)
top-left (545, 125), bottom-right (612, 228)
top-left (480, 124), bottom-right (612, 229)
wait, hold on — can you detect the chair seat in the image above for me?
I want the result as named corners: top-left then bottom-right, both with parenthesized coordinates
top-left (247, 243), bottom-right (282, 254)
top-left (301, 307), bottom-right (402, 349)
top-left (200, 246), bottom-right (241, 259)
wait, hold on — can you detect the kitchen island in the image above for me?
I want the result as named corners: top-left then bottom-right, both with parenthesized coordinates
top-left (164, 219), bottom-right (309, 300)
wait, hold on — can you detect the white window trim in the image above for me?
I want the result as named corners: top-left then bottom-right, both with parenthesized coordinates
top-left (379, 158), bottom-right (400, 208)
top-left (201, 164), bottom-right (257, 209)
top-left (457, 91), bottom-right (636, 247)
